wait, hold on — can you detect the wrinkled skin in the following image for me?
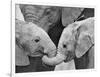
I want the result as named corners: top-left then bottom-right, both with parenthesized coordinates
top-left (20, 4), bottom-right (61, 32)
top-left (42, 17), bottom-right (94, 68)
top-left (15, 19), bottom-right (56, 66)
top-left (62, 7), bottom-right (84, 26)
top-left (20, 4), bottom-right (84, 32)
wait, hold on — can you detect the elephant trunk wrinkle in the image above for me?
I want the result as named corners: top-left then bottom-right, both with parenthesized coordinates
top-left (47, 48), bottom-right (57, 58)
top-left (42, 52), bottom-right (66, 66)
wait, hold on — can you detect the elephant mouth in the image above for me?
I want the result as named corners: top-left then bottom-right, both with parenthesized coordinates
top-left (29, 46), bottom-right (48, 57)
top-left (29, 50), bottom-right (48, 57)
top-left (20, 43), bottom-right (46, 57)
top-left (64, 51), bottom-right (75, 62)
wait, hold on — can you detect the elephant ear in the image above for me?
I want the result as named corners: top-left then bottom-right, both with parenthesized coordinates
top-left (62, 7), bottom-right (84, 27)
top-left (16, 4), bottom-right (25, 21)
top-left (74, 18), bottom-right (94, 58)
top-left (16, 44), bottom-right (30, 66)
top-left (15, 19), bottom-right (30, 66)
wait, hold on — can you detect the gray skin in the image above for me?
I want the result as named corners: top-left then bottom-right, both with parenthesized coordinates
top-left (42, 17), bottom-right (94, 67)
top-left (20, 4), bottom-right (61, 32)
top-left (16, 19), bottom-right (56, 66)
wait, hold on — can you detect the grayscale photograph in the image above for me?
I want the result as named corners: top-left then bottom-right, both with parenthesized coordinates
top-left (15, 4), bottom-right (94, 73)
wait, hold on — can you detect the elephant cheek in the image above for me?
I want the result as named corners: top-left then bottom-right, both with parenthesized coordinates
top-left (29, 46), bottom-right (44, 57)
top-left (21, 42), bottom-right (40, 56)
top-left (21, 43), bottom-right (31, 55)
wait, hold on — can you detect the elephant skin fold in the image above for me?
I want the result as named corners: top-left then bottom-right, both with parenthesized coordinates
top-left (20, 4), bottom-right (61, 32)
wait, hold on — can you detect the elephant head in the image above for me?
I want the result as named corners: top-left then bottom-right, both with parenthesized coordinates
top-left (15, 19), bottom-right (57, 66)
top-left (42, 17), bottom-right (94, 66)
top-left (20, 4), bottom-right (61, 32)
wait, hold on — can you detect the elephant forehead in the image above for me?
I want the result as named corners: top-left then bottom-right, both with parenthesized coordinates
top-left (16, 19), bottom-right (50, 41)
top-left (22, 22), bottom-right (47, 36)
top-left (61, 28), bottom-right (73, 40)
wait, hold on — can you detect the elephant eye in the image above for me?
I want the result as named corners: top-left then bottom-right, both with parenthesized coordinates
top-left (63, 44), bottom-right (67, 48)
top-left (34, 39), bottom-right (40, 42)
top-left (32, 36), bottom-right (40, 43)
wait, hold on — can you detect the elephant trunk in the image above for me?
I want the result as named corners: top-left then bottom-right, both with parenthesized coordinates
top-left (42, 52), bottom-right (66, 66)
top-left (47, 49), bottom-right (57, 58)
top-left (43, 39), bottom-right (57, 58)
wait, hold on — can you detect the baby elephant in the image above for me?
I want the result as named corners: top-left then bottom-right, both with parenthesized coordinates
top-left (15, 19), bottom-right (56, 66)
top-left (42, 17), bottom-right (94, 69)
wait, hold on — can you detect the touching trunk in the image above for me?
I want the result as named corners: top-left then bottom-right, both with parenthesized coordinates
top-left (42, 37), bottom-right (57, 58)
top-left (46, 49), bottom-right (57, 58)
top-left (42, 52), bottom-right (66, 66)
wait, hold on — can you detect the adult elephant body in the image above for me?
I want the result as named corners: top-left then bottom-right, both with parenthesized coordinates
top-left (42, 17), bottom-right (94, 69)
top-left (15, 19), bottom-right (56, 66)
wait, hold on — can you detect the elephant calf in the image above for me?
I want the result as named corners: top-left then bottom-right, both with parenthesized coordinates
top-left (42, 17), bottom-right (94, 69)
top-left (15, 19), bottom-right (57, 66)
